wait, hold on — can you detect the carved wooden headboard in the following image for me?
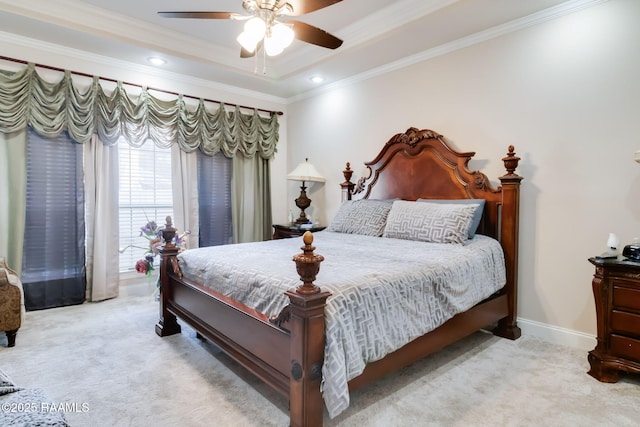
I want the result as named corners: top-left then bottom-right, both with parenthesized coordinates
top-left (342, 127), bottom-right (522, 243)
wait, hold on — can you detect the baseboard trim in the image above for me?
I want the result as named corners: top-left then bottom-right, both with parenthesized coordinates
top-left (518, 317), bottom-right (596, 351)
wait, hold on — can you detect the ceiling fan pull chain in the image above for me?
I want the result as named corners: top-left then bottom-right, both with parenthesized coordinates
top-left (253, 52), bottom-right (259, 75)
top-left (262, 46), bottom-right (267, 75)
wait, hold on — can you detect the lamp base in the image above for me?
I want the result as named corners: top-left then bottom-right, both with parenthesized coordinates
top-left (295, 214), bottom-right (310, 225)
top-left (294, 181), bottom-right (312, 225)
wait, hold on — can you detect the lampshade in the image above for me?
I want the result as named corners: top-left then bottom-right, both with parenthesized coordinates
top-left (288, 158), bottom-right (324, 225)
top-left (287, 158), bottom-right (325, 183)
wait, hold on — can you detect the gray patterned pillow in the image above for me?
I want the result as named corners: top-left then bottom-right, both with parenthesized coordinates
top-left (328, 199), bottom-right (393, 236)
top-left (417, 198), bottom-right (486, 238)
top-left (383, 200), bottom-right (478, 244)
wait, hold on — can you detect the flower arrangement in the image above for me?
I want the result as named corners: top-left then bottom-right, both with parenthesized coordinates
top-left (134, 219), bottom-right (190, 276)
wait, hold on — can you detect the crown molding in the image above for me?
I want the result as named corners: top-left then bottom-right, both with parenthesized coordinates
top-left (0, 30), bottom-right (287, 106)
top-left (275, 0), bottom-right (459, 78)
top-left (287, 0), bottom-right (609, 103)
top-left (338, 0), bottom-right (460, 46)
top-left (0, 0), bottom-right (256, 74)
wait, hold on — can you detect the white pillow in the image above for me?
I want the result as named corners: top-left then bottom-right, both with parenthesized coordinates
top-left (382, 200), bottom-right (478, 244)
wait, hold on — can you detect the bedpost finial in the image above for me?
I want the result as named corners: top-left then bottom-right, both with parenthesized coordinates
top-left (343, 162), bottom-right (352, 179)
top-left (162, 216), bottom-right (177, 248)
top-left (502, 145), bottom-right (521, 176)
top-left (341, 162), bottom-right (355, 201)
top-left (302, 230), bottom-right (314, 246)
top-left (292, 231), bottom-right (324, 295)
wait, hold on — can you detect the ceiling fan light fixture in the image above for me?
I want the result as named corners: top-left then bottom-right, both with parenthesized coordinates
top-left (264, 36), bottom-right (284, 56)
top-left (242, 0), bottom-right (259, 13)
top-left (237, 31), bottom-right (259, 53)
top-left (275, 2), bottom-right (294, 16)
top-left (273, 23), bottom-right (294, 47)
top-left (264, 23), bottom-right (294, 56)
top-left (244, 16), bottom-right (267, 40)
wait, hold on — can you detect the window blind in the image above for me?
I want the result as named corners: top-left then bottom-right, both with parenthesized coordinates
top-left (21, 128), bottom-right (86, 310)
top-left (198, 152), bottom-right (233, 247)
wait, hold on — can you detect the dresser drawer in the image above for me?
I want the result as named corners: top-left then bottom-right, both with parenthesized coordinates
top-left (612, 284), bottom-right (640, 311)
top-left (610, 334), bottom-right (640, 362)
top-left (611, 310), bottom-right (640, 338)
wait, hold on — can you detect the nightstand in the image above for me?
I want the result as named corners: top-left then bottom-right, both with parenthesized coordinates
top-left (587, 257), bottom-right (640, 382)
top-left (272, 224), bottom-right (326, 240)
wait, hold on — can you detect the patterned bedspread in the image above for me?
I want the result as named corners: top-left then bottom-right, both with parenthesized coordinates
top-left (177, 231), bottom-right (506, 418)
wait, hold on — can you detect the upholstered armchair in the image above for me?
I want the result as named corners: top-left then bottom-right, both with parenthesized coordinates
top-left (0, 258), bottom-right (24, 347)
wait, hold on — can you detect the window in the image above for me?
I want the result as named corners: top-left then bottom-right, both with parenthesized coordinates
top-left (118, 141), bottom-right (233, 272)
top-left (21, 128), bottom-right (86, 310)
top-left (118, 140), bottom-right (173, 272)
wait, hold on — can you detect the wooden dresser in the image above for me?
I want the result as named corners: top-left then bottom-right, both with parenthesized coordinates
top-left (588, 257), bottom-right (640, 382)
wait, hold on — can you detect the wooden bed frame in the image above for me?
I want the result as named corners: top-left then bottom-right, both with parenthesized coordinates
top-left (156, 127), bottom-right (522, 427)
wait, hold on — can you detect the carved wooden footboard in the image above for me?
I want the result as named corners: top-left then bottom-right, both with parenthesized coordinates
top-left (156, 127), bottom-right (522, 427)
top-left (156, 228), bottom-right (330, 426)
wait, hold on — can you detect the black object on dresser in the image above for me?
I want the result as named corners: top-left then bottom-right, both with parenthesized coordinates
top-left (588, 257), bottom-right (640, 382)
top-left (272, 224), bottom-right (326, 240)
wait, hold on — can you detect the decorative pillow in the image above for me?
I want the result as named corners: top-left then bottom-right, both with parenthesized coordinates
top-left (328, 199), bottom-right (393, 236)
top-left (383, 200), bottom-right (478, 244)
top-left (417, 198), bottom-right (485, 239)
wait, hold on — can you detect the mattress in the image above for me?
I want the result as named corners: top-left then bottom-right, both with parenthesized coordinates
top-left (177, 231), bottom-right (506, 418)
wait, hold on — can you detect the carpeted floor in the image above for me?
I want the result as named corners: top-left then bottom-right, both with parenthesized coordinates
top-left (1, 283), bottom-right (639, 427)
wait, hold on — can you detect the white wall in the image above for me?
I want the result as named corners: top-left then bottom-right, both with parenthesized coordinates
top-left (286, 0), bottom-right (640, 345)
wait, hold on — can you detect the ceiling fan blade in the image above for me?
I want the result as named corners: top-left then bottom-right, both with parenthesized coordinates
top-left (158, 11), bottom-right (237, 20)
top-left (289, 20), bottom-right (343, 49)
top-left (240, 48), bottom-right (255, 58)
top-left (284, 0), bottom-right (343, 16)
top-left (240, 40), bottom-right (264, 59)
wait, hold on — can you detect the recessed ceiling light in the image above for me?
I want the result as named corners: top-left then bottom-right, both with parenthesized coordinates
top-left (310, 76), bottom-right (324, 83)
top-left (148, 57), bottom-right (167, 66)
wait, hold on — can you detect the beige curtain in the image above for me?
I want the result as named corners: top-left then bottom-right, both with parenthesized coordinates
top-left (0, 62), bottom-right (278, 295)
top-left (171, 144), bottom-right (199, 249)
top-left (0, 129), bottom-right (27, 273)
top-left (232, 154), bottom-right (273, 243)
top-left (84, 135), bottom-right (120, 301)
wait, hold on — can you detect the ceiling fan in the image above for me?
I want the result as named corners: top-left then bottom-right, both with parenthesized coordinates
top-left (158, 0), bottom-right (344, 58)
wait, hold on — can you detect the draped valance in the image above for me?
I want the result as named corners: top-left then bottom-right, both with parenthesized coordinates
top-left (0, 63), bottom-right (279, 158)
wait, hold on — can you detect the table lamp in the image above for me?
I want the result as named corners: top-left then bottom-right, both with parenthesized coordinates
top-left (287, 158), bottom-right (325, 224)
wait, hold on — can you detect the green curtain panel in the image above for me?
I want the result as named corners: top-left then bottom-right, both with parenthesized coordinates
top-left (0, 129), bottom-right (26, 273)
top-left (0, 63), bottom-right (279, 158)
